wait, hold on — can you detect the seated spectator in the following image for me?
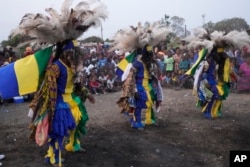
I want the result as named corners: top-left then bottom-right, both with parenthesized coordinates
top-left (89, 75), bottom-right (106, 95)
top-left (106, 74), bottom-right (116, 92)
top-left (98, 72), bottom-right (108, 87)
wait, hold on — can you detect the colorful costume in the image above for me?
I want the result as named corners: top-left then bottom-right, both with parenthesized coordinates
top-left (192, 48), bottom-right (230, 118)
top-left (121, 53), bottom-right (157, 128)
top-left (112, 22), bottom-right (172, 129)
top-left (27, 52), bottom-right (89, 164)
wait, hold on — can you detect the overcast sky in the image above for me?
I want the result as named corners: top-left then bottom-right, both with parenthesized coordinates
top-left (0, 0), bottom-right (249, 41)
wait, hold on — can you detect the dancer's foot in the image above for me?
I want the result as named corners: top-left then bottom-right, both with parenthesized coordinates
top-left (144, 119), bottom-right (155, 125)
top-left (45, 157), bottom-right (65, 166)
top-left (131, 122), bottom-right (145, 130)
top-left (204, 112), bottom-right (211, 119)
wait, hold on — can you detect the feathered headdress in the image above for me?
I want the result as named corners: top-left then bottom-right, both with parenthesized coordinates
top-left (10, 0), bottom-right (108, 46)
top-left (183, 27), bottom-right (250, 54)
top-left (110, 21), bottom-right (172, 54)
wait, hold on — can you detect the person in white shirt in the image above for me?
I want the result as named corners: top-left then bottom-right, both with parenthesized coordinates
top-left (107, 76), bottom-right (114, 89)
top-left (98, 72), bottom-right (108, 87)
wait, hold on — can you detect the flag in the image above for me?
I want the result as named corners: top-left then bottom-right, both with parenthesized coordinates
top-left (0, 46), bottom-right (53, 99)
top-left (185, 48), bottom-right (207, 76)
top-left (116, 51), bottom-right (136, 81)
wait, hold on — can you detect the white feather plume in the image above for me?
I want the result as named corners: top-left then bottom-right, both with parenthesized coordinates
top-left (10, 0), bottom-right (108, 46)
top-left (110, 21), bottom-right (172, 54)
top-left (192, 27), bottom-right (208, 39)
top-left (183, 27), bottom-right (250, 54)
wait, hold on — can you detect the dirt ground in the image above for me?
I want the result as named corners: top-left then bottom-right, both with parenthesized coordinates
top-left (0, 88), bottom-right (250, 167)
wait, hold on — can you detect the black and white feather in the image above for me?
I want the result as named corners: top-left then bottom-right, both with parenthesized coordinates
top-left (10, 0), bottom-right (108, 45)
top-left (183, 27), bottom-right (250, 53)
top-left (110, 21), bottom-right (172, 54)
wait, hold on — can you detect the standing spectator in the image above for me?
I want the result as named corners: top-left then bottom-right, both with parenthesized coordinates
top-left (229, 57), bottom-right (238, 92)
top-left (173, 47), bottom-right (182, 73)
top-left (156, 51), bottom-right (165, 75)
top-left (163, 50), bottom-right (174, 86)
top-left (188, 48), bottom-right (198, 67)
top-left (179, 54), bottom-right (190, 75)
top-left (237, 53), bottom-right (250, 93)
top-left (172, 47), bottom-right (182, 88)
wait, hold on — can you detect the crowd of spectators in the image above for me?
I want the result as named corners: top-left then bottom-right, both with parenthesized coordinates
top-left (154, 44), bottom-right (250, 93)
top-left (1, 42), bottom-right (250, 99)
top-left (0, 43), bottom-right (123, 97)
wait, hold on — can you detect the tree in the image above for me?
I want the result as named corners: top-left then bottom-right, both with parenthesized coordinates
top-left (1, 40), bottom-right (8, 48)
top-left (203, 21), bottom-right (215, 33)
top-left (213, 17), bottom-right (249, 32)
top-left (170, 16), bottom-right (185, 37)
top-left (161, 14), bottom-right (171, 26)
top-left (81, 36), bottom-right (103, 43)
top-left (104, 38), bottom-right (113, 43)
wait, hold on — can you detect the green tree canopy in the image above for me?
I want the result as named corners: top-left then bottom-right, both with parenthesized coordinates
top-left (212, 17), bottom-right (249, 32)
top-left (81, 36), bottom-right (103, 43)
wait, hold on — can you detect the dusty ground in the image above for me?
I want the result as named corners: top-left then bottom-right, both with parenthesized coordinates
top-left (0, 88), bottom-right (250, 167)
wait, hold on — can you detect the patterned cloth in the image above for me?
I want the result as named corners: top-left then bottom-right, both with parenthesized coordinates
top-left (195, 57), bottom-right (230, 118)
top-left (117, 55), bottom-right (163, 128)
top-left (29, 59), bottom-right (89, 165)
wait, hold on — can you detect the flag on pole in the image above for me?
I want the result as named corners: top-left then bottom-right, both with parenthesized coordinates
top-left (0, 46), bottom-right (53, 99)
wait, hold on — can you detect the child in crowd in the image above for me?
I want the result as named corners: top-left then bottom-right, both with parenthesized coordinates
top-left (89, 75), bottom-right (106, 95)
top-left (164, 50), bottom-right (174, 86)
top-left (179, 54), bottom-right (190, 75)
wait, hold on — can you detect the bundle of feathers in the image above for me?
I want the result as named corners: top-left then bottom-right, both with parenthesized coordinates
top-left (182, 27), bottom-right (250, 53)
top-left (10, 0), bottom-right (108, 46)
top-left (110, 21), bottom-right (172, 54)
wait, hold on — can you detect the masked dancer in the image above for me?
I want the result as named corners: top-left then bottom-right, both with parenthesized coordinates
top-left (9, 0), bottom-right (108, 166)
top-left (182, 28), bottom-right (250, 119)
top-left (112, 22), bottom-right (172, 129)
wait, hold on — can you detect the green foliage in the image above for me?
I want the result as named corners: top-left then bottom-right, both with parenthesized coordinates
top-left (161, 14), bottom-right (171, 26)
top-left (104, 38), bottom-right (114, 42)
top-left (7, 35), bottom-right (21, 47)
top-left (1, 40), bottom-right (8, 47)
top-left (171, 16), bottom-right (186, 37)
top-left (213, 17), bottom-right (249, 32)
top-left (81, 36), bottom-right (103, 43)
top-left (203, 21), bottom-right (215, 32)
